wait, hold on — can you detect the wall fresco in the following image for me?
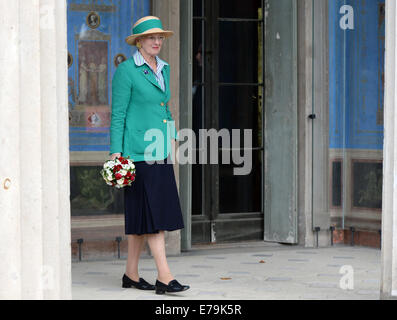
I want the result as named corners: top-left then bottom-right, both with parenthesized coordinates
top-left (329, 0), bottom-right (385, 150)
top-left (67, 0), bottom-right (150, 152)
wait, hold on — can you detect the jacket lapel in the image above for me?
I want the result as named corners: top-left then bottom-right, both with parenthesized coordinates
top-left (163, 65), bottom-right (170, 99)
top-left (141, 66), bottom-right (163, 91)
top-left (133, 54), bottom-right (169, 94)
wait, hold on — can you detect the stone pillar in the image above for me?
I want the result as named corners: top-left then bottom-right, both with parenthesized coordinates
top-left (381, 0), bottom-right (397, 300)
top-left (0, 0), bottom-right (71, 299)
top-left (297, 0), bottom-right (331, 248)
top-left (152, 0), bottom-right (182, 255)
top-left (297, 0), bottom-right (314, 247)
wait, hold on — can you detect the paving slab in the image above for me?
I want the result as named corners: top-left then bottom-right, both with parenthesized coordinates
top-left (72, 242), bottom-right (381, 300)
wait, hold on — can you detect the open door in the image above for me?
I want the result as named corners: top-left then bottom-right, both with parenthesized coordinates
top-left (264, 0), bottom-right (298, 243)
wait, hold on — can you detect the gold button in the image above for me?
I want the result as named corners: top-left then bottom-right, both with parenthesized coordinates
top-left (160, 102), bottom-right (165, 106)
top-left (163, 119), bottom-right (167, 123)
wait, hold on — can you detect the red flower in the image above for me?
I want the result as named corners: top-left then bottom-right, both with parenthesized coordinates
top-left (119, 156), bottom-right (125, 161)
top-left (122, 159), bottom-right (129, 165)
top-left (123, 179), bottom-right (129, 185)
top-left (115, 173), bottom-right (122, 180)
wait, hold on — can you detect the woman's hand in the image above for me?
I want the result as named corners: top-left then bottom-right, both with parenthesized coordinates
top-left (110, 153), bottom-right (121, 160)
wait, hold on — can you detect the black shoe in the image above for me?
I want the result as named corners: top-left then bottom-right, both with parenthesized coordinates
top-left (155, 279), bottom-right (190, 295)
top-left (122, 274), bottom-right (155, 290)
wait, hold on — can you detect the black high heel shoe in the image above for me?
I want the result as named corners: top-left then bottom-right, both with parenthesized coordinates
top-left (122, 274), bottom-right (155, 290)
top-left (155, 279), bottom-right (190, 295)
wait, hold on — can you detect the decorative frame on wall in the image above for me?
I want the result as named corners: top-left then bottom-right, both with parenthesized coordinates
top-left (114, 53), bottom-right (127, 67)
top-left (330, 158), bottom-right (343, 209)
top-left (68, 52), bottom-right (73, 68)
top-left (86, 11), bottom-right (101, 29)
top-left (351, 159), bottom-right (382, 211)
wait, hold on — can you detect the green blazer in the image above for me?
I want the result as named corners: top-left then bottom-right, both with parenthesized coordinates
top-left (109, 56), bottom-right (179, 162)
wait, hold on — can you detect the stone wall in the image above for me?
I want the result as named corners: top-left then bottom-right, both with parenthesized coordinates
top-left (0, 0), bottom-right (71, 299)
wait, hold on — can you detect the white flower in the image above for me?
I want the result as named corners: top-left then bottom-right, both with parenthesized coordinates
top-left (119, 169), bottom-right (127, 176)
top-left (117, 179), bottom-right (124, 185)
top-left (104, 160), bottom-right (115, 169)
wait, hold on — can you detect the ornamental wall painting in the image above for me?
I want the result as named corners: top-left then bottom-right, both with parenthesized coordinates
top-left (328, 0), bottom-right (385, 217)
top-left (78, 40), bottom-right (108, 107)
top-left (329, 0), bottom-right (385, 150)
top-left (67, 0), bottom-right (150, 153)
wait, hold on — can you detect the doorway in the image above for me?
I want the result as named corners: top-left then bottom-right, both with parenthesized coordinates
top-left (191, 0), bottom-right (265, 243)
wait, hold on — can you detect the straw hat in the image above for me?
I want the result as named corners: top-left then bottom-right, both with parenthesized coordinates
top-left (125, 16), bottom-right (174, 46)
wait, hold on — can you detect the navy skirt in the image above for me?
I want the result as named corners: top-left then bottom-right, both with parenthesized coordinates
top-left (124, 155), bottom-right (185, 235)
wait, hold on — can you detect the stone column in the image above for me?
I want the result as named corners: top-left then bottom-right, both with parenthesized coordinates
top-left (297, 0), bottom-right (331, 248)
top-left (381, 0), bottom-right (397, 300)
top-left (152, 0), bottom-right (182, 255)
top-left (0, 0), bottom-right (71, 299)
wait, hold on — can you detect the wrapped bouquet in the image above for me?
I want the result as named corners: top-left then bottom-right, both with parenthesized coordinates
top-left (100, 156), bottom-right (136, 188)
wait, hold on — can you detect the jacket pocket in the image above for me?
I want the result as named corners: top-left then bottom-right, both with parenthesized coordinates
top-left (129, 128), bottom-right (152, 154)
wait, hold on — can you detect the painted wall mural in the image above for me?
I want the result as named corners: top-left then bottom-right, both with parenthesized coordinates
top-left (67, 0), bottom-right (150, 152)
top-left (329, 0), bottom-right (385, 212)
top-left (329, 0), bottom-right (385, 150)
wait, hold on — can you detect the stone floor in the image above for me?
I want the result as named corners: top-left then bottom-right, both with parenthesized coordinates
top-left (72, 241), bottom-right (381, 300)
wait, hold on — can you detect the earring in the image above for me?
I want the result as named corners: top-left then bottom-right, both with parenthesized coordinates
top-left (136, 42), bottom-right (141, 49)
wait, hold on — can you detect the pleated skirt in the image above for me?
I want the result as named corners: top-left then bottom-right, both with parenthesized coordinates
top-left (124, 155), bottom-right (185, 235)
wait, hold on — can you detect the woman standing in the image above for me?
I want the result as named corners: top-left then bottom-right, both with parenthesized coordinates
top-left (109, 16), bottom-right (189, 295)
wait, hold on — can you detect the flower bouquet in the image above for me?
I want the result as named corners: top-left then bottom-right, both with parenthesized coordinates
top-left (100, 156), bottom-right (136, 188)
